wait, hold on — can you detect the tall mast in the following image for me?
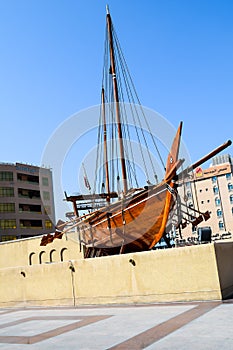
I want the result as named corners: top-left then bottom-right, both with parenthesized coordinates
top-left (101, 87), bottom-right (110, 202)
top-left (106, 6), bottom-right (128, 194)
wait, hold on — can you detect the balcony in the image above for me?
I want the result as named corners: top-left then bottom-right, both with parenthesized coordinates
top-left (18, 188), bottom-right (40, 199)
top-left (19, 219), bottom-right (43, 229)
top-left (17, 173), bottom-right (39, 185)
top-left (19, 204), bottom-right (42, 214)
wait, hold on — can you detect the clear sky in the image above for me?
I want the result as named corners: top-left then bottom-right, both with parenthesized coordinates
top-left (0, 0), bottom-right (232, 221)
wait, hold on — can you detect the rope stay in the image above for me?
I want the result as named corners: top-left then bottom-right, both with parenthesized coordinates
top-left (95, 16), bottom-right (167, 198)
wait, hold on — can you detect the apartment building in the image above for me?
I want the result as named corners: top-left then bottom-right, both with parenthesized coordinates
top-left (178, 154), bottom-right (233, 242)
top-left (0, 162), bottom-right (55, 242)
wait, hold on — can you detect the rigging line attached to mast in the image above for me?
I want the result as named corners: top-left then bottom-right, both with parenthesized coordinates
top-left (101, 88), bottom-right (111, 202)
top-left (106, 10), bottom-right (128, 194)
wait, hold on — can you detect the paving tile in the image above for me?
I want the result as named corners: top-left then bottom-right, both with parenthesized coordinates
top-left (0, 301), bottom-right (232, 349)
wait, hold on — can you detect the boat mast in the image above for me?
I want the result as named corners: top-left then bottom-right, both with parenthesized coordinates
top-left (101, 87), bottom-right (111, 202)
top-left (106, 6), bottom-right (128, 194)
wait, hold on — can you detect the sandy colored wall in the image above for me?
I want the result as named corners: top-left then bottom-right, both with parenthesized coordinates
top-left (214, 241), bottom-right (233, 299)
top-left (0, 262), bottom-right (74, 307)
top-left (72, 244), bottom-right (222, 305)
top-left (1, 242), bottom-right (229, 307)
top-left (0, 235), bottom-right (83, 269)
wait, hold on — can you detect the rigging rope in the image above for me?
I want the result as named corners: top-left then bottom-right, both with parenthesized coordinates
top-left (112, 25), bottom-right (166, 172)
top-left (96, 17), bottom-right (169, 196)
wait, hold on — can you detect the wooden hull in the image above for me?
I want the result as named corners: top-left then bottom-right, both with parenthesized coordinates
top-left (40, 122), bottom-right (183, 256)
top-left (76, 180), bottom-right (176, 254)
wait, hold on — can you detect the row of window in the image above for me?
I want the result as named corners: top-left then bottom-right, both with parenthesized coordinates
top-left (0, 172), bottom-right (13, 181)
top-left (212, 183), bottom-right (233, 193)
top-left (0, 203), bottom-right (15, 212)
top-left (188, 195), bottom-right (233, 206)
top-left (0, 203), bottom-right (52, 214)
top-left (196, 184), bottom-right (233, 194)
top-left (212, 173), bottom-right (232, 182)
top-left (1, 235), bottom-right (17, 241)
top-left (0, 219), bottom-right (53, 230)
top-left (0, 172), bottom-right (49, 186)
top-left (0, 220), bottom-right (16, 229)
top-left (0, 187), bottom-right (51, 200)
top-left (186, 183), bottom-right (233, 200)
top-left (29, 248), bottom-right (68, 265)
top-left (216, 208), bottom-right (233, 216)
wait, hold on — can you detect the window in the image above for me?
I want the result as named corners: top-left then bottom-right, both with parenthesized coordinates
top-left (213, 186), bottom-right (219, 194)
top-left (228, 183), bottom-right (233, 191)
top-left (217, 209), bottom-right (222, 217)
top-left (0, 171), bottom-right (13, 181)
top-left (42, 177), bottom-right (49, 186)
top-left (29, 252), bottom-right (36, 265)
top-left (60, 248), bottom-right (68, 262)
top-left (45, 220), bottom-right (53, 229)
top-left (218, 221), bottom-right (224, 230)
top-left (186, 191), bottom-right (192, 199)
top-left (0, 219), bottom-right (16, 229)
top-left (215, 197), bottom-right (221, 206)
top-left (1, 235), bottom-right (17, 242)
top-left (226, 173), bottom-right (231, 181)
top-left (230, 195), bottom-right (233, 204)
top-left (20, 219), bottom-right (42, 229)
top-left (0, 187), bottom-right (14, 197)
top-left (205, 188), bottom-right (209, 191)
top-left (19, 204), bottom-right (41, 213)
top-left (232, 207), bottom-right (233, 215)
top-left (192, 225), bottom-right (196, 233)
top-left (212, 176), bottom-right (217, 183)
top-left (0, 203), bottom-right (15, 212)
top-left (43, 191), bottom-right (50, 200)
top-left (199, 189), bottom-right (202, 193)
top-left (201, 200), bottom-right (204, 204)
top-left (18, 188), bottom-right (40, 199)
top-left (186, 182), bottom-right (191, 188)
top-left (17, 173), bottom-right (39, 184)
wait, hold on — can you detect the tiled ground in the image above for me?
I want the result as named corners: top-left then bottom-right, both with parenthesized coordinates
top-left (0, 300), bottom-right (232, 349)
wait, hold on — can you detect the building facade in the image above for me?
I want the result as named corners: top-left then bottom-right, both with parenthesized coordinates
top-left (178, 154), bottom-right (233, 242)
top-left (0, 162), bottom-right (55, 242)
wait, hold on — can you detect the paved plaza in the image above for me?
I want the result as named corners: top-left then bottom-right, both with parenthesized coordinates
top-left (0, 300), bottom-right (233, 349)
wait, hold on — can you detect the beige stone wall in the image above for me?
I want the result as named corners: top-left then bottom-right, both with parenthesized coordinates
top-left (0, 235), bottom-right (83, 269)
top-left (0, 262), bottom-right (74, 307)
top-left (72, 244), bottom-right (222, 305)
top-left (214, 241), bottom-right (233, 299)
top-left (1, 241), bottom-right (231, 307)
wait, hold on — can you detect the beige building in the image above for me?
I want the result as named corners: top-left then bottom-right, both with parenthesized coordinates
top-left (0, 162), bottom-right (55, 242)
top-left (178, 154), bottom-right (233, 242)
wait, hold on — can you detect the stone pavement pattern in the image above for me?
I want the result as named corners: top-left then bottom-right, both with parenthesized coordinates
top-left (0, 300), bottom-right (232, 349)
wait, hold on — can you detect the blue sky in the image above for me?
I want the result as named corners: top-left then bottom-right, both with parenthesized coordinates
top-left (0, 0), bottom-right (232, 220)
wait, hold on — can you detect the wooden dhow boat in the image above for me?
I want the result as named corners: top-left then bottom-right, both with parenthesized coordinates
top-left (40, 7), bottom-right (232, 257)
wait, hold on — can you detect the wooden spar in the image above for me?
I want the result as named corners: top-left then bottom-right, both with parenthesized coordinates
top-left (106, 11), bottom-right (128, 194)
top-left (165, 121), bottom-right (183, 176)
top-left (101, 88), bottom-right (110, 202)
top-left (180, 139), bottom-right (232, 177)
top-left (65, 192), bottom-right (118, 202)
